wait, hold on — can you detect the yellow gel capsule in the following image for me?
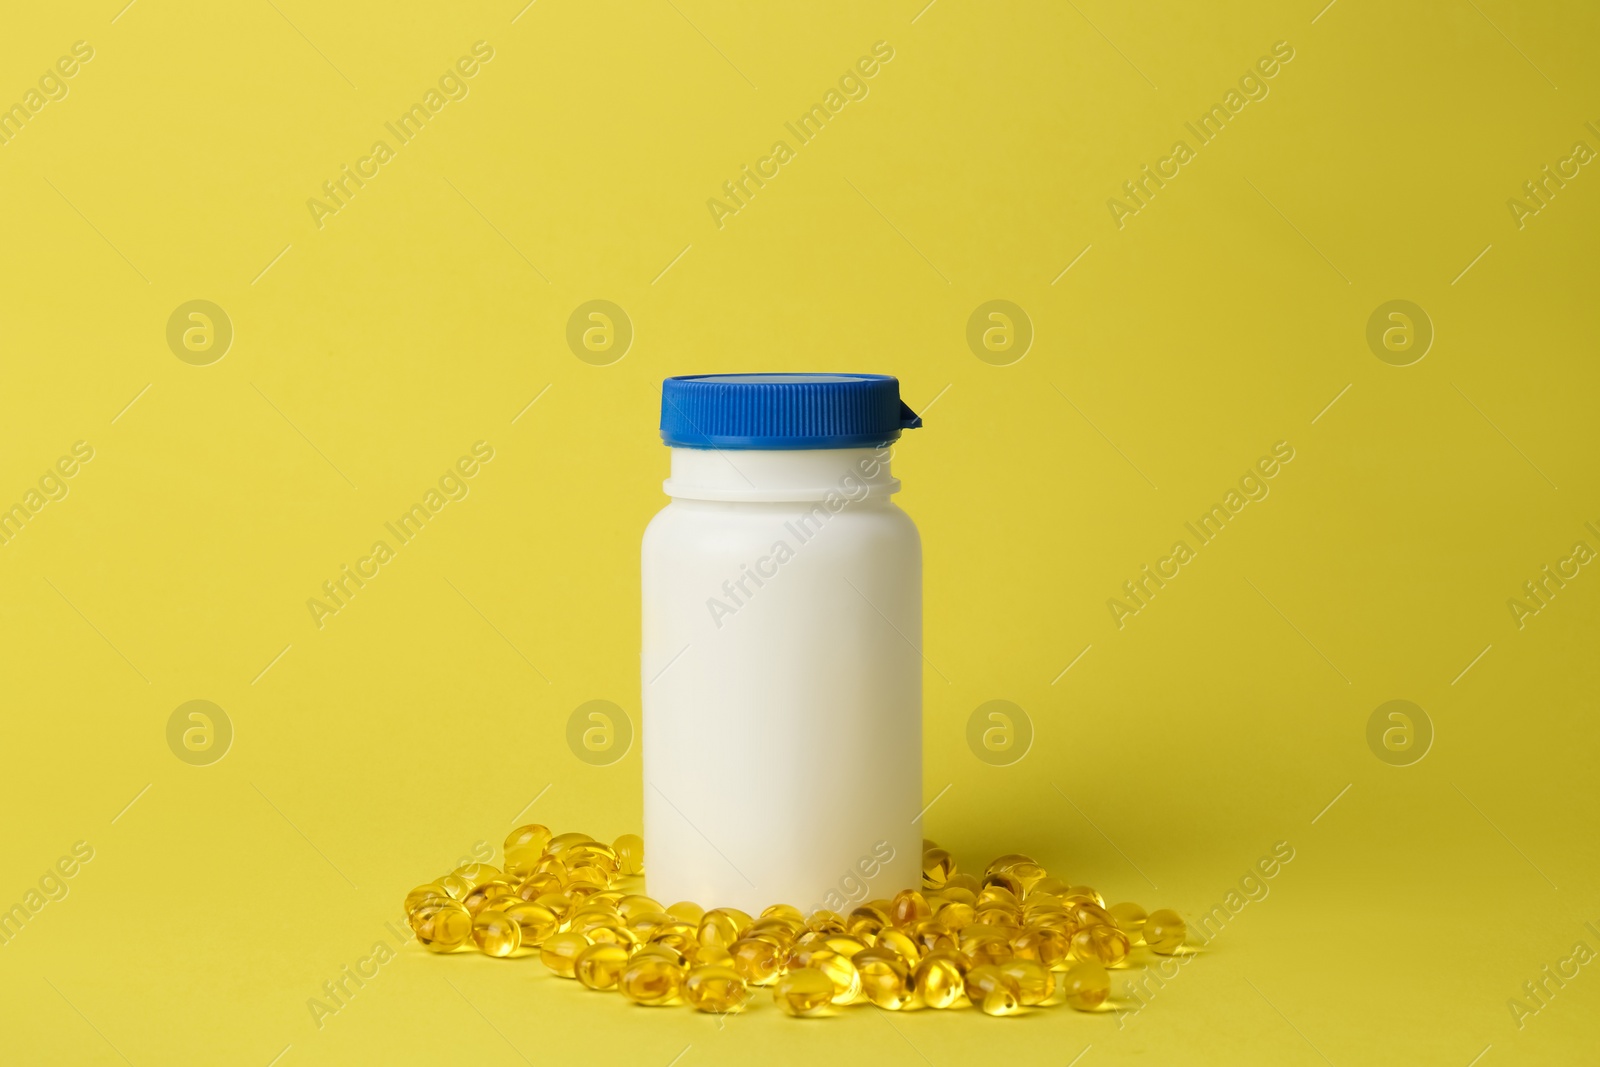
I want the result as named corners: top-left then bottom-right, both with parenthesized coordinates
top-left (974, 906), bottom-right (1021, 932)
top-left (941, 886), bottom-right (978, 908)
top-left (998, 958), bottom-right (1053, 1005)
top-left (914, 951), bottom-right (969, 1009)
top-left (567, 912), bottom-right (622, 939)
top-left (533, 891), bottom-right (573, 923)
top-left (1023, 897), bottom-right (1064, 920)
top-left (546, 832), bottom-right (594, 854)
top-left (730, 935), bottom-right (785, 986)
top-left (979, 883), bottom-right (1017, 908)
top-left (1063, 885), bottom-right (1106, 907)
top-left (1143, 909), bottom-right (1187, 954)
top-left (823, 934), bottom-right (870, 958)
top-left (1006, 862), bottom-right (1049, 894)
top-left (936, 901), bottom-right (975, 932)
top-left (748, 917), bottom-right (802, 945)
top-left (761, 903), bottom-right (804, 923)
top-left (503, 901), bottom-right (559, 947)
top-left (805, 909), bottom-right (847, 934)
top-left (649, 918), bottom-right (698, 940)
top-left (471, 910), bottom-right (522, 957)
top-left (976, 885), bottom-right (1020, 910)
top-left (786, 944), bottom-right (861, 1004)
top-left (633, 944), bottom-right (688, 967)
top-left (684, 964), bottom-right (752, 1014)
top-left (453, 862), bottom-right (503, 889)
top-left (967, 940), bottom-right (1014, 967)
top-left (565, 883), bottom-right (607, 905)
top-left (908, 920), bottom-right (956, 955)
top-left (584, 923), bottom-right (640, 948)
top-left (773, 968), bottom-right (836, 1017)
top-left (921, 847), bottom-right (956, 889)
top-left (539, 931), bottom-right (590, 977)
top-left (984, 854), bottom-right (1036, 878)
top-left (944, 874), bottom-right (982, 896)
top-left (846, 904), bottom-right (890, 939)
top-left (566, 842), bottom-right (620, 875)
top-left (982, 871), bottom-right (1024, 898)
top-left (959, 925), bottom-right (1013, 965)
top-left (569, 899), bottom-right (622, 922)
top-left (437, 874), bottom-right (473, 901)
top-left (502, 845), bottom-right (543, 881)
top-left (464, 881), bottom-right (516, 916)
top-left (1029, 876), bottom-right (1071, 899)
top-left (564, 866), bottom-right (610, 893)
top-left (1073, 902), bottom-right (1113, 929)
top-left (626, 910), bottom-right (675, 936)
top-left (533, 855), bottom-right (569, 882)
top-left (965, 965), bottom-right (1023, 1016)
top-left (504, 822), bottom-right (552, 854)
top-left (855, 948), bottom-right (915, 1010)
top-left (404, 884), bottom-right (449, 915)
top-left (666, 901), bottom-right (705, 925)
top-left (691, 944), bottom-right (735, 969)
top-left (890, 889), bottom-right (933, 929)
top-left (575, 943), bottom-right (631, 990)
top-left (698, 907), bottom-right (753, 949)
top-left (515, 874), bottom-right (561, 902)
top-left (1022, 894), bottom-right (1067, 917)
top-left (616, 894), bottom-right (665, 921)
top-left (1012, 925), bottom-right (1072, 970)
top-left (1108, 902), bottom-right (1148, 939)
top-left (573, 840), bottom-right (621, 863)
top-left (647, 921), bottom-right (699, 955)
top-left (569, 863), bottom-right (611, 889)
top-left (619, 957), bottom-right (685, 1005)
top-left (613, 833), bottom-right (644, 876)
top-left (1026, 906), bottom-right (1075, 934)
top-left (1071, 925), bottom-right (1130, 967)
top-left (412, 900), bottom-right (472, 953)
top-left (1060, 961), bottom-right (1111, 1010)
top-left (876, 929), bottom-right (923, 965)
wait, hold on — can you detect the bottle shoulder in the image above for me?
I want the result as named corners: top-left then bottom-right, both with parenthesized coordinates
top-left (643, 498), bottom-right (919, 553)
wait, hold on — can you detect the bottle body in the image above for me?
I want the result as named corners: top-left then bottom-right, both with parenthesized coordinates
top-left (641, 446), bottom-right (922, 914)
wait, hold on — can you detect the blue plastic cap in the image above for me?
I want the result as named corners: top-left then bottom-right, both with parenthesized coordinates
top-left (660, 373), bottom-right (923, 450)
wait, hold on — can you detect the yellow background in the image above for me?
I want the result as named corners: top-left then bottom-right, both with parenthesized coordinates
top-left (2, 0), bottom-right (1597, 1063)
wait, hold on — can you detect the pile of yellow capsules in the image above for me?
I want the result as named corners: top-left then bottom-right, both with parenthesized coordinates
top-left (403, 824), bottom-right (1188, 1018)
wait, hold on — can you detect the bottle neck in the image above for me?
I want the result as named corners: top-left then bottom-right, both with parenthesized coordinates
top-left (663, 446), bottom-right (899, 503)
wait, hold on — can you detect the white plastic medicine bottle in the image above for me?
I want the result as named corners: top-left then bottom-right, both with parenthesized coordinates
top-left (642, 373), bottom-right (924, 915)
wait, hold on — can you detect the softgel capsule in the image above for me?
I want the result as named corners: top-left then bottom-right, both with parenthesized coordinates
top-left (402, 824), bottom-right (1191, 1019)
